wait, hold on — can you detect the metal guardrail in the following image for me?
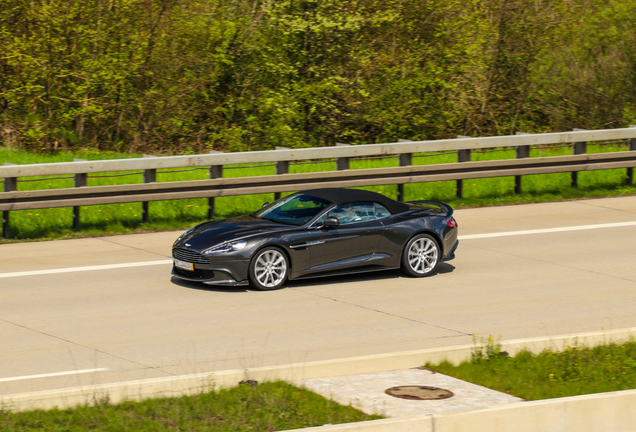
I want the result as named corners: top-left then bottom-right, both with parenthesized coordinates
top-left (2, 127), bottom-right (636, 238)
top-left (2, 128), bottom-right (636, 177)
top-left (3, 151), bottom-right (636, 212)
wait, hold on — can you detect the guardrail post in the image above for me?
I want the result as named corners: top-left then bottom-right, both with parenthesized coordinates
top-left (336, 143), bottom-right (350, 171)
top-left (628, 125), bottom-right (636, 185)
top-left (2, 163), bottom-right (17, 238)
top-left (397, 153), bottom-right (412, 201)
top-left (571, 128), bottom-right (587, 188)
top-left (142, 155), bottom-right (157, 223)
top-left (456, 135), bottom-right (472, 198)
top-left (515, 132), bottom-right (531, 194)
top-left (208, 151), bottom-right (223, 220)
top-left (397, 139), bottom-right (413, 202)
top-left (72, 159), bottom-right (88, 231)
top-left (275, 147), bottom-right (290, 200)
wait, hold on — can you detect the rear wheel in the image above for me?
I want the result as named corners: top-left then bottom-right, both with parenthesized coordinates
top-left (249, 247), bottom-right (289, 290)
top-left (401, 234), bottom-right (440, 277)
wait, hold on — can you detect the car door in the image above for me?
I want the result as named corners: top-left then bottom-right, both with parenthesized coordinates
top-left (292, 202), bottom-right (385, 274)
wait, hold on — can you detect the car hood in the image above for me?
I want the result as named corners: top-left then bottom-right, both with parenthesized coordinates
top-left (173, 215), bottom-right (290, 251)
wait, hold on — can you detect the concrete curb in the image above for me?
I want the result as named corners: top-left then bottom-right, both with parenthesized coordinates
top-left (2, 327), bottom-right (634, 413)
top-left (279, 389), bottom-right (636, 432)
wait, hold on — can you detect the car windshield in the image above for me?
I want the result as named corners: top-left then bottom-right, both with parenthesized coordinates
top-left (253, 194), bottom-right (332, 226)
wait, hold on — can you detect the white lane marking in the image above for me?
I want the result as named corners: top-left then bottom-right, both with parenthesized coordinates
top-left (0, 368), bottom-right (110, 383)
top-left (459, 221), bottom-right (636, 240)
top-left (1, 221), bottom-right (635, 279)
top-left (0, 260), bottom-right (172, 279)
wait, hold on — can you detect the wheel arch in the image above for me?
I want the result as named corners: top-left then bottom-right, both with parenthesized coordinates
top-left (248, 243), bottom-right (292, 290)
top-left (250, 243), bottom-right (293, 270)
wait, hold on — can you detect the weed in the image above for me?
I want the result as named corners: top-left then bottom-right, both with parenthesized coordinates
top-left (0, 381), bottom-right (382, 431)
top-left (471, 335), bottom-right (504, 363)
top-left (426, 337), bottom-right (636, 400)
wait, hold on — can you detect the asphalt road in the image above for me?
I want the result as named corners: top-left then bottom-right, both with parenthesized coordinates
top-left (2, 196), bottom-right (636, 396)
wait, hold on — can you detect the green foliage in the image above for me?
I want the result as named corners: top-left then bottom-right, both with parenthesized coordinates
top-left (0, 381), bottom-right (382, 431)
top-left (527, 0), bottom-right (636, 130)
top-left (428, 337), bottom-right (636, 401)
top-left (2, 0), bottom-right (635, 154)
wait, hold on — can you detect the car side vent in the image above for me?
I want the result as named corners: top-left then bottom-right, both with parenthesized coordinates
top-left (173, 248), bottom-right (209, 264)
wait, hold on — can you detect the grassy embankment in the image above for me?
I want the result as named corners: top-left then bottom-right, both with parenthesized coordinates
top-left (0, 381), bottom-right (382, 431)
top-left (427, 337), bottom-right (636, 401)
top-left (1, 143), bottom-right (635, 242)
top-left (4, 340), bottom-right (636, 430)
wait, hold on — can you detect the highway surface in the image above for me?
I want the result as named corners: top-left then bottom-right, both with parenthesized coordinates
top-left (2, 196), bottom-right (636, 396)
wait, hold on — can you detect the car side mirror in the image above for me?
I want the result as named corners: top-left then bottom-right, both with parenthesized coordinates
top-left (323, 217), bottom-right (340, 228)
top-left (261, 202), bottom-right (269, 208)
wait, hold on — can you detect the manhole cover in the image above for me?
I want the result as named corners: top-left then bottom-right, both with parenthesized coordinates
top-left (385, 385), bottom-right (454, 400)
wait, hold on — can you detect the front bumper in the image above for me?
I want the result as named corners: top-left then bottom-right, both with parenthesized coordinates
top-left (171, 247), bottom-right (251, 286)
top-left (171, 267), bottom-right (249, 286)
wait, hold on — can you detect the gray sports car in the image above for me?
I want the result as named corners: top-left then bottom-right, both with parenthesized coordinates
top-left (172, 188), bottom-right (458, 290)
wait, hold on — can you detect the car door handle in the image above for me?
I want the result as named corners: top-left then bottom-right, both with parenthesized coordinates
top-left (290, 240), bottom-right (325, 249)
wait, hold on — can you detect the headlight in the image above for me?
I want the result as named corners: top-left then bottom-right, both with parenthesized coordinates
top-left (202, 240), bottom-right (247, 255)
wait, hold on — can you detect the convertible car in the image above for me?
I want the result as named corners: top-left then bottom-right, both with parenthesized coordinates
top-left (172, 188), bottom-right (458, 290)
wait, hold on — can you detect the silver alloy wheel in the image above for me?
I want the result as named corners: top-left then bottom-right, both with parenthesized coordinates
top-left (407, 237), bottom-right (439, 274)
top-left (254, 249), bottom-right (288, 288)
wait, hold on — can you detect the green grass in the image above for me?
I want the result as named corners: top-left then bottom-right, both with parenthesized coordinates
top-left (2, 144), bottom-right (636, 242)
top-left (0, 381), bottom-right (382, 431)
top-left (426, 338), bottom-right (636, 401)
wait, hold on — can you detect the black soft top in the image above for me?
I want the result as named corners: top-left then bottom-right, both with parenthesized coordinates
top-left (300, 188), bottom-right (410, 214)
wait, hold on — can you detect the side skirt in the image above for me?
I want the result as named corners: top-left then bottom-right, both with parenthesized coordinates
top-left (290, 265), bottom-right (400, 281)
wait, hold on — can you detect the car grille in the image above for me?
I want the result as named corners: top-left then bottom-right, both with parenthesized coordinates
top-left (173, 248), bottom-right (209, 264)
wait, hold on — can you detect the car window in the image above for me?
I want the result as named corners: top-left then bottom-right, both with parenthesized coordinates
top-left (254, 193), bottom-right (331, 225)
top-left (374, 203), bottom-right (391, 218)
top-left (318, 202), bottom-right (376, 225)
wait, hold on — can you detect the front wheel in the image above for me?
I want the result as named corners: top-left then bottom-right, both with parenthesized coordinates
top-left (249, 247), bottom-right (289, 290)
top-left (401, 234), bottom-right (440, 277)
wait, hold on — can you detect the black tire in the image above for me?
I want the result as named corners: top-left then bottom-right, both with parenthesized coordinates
top-left (248, 247), bottom-right (289, 290)
top-left (401, 233), bottom-right (441, 277)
